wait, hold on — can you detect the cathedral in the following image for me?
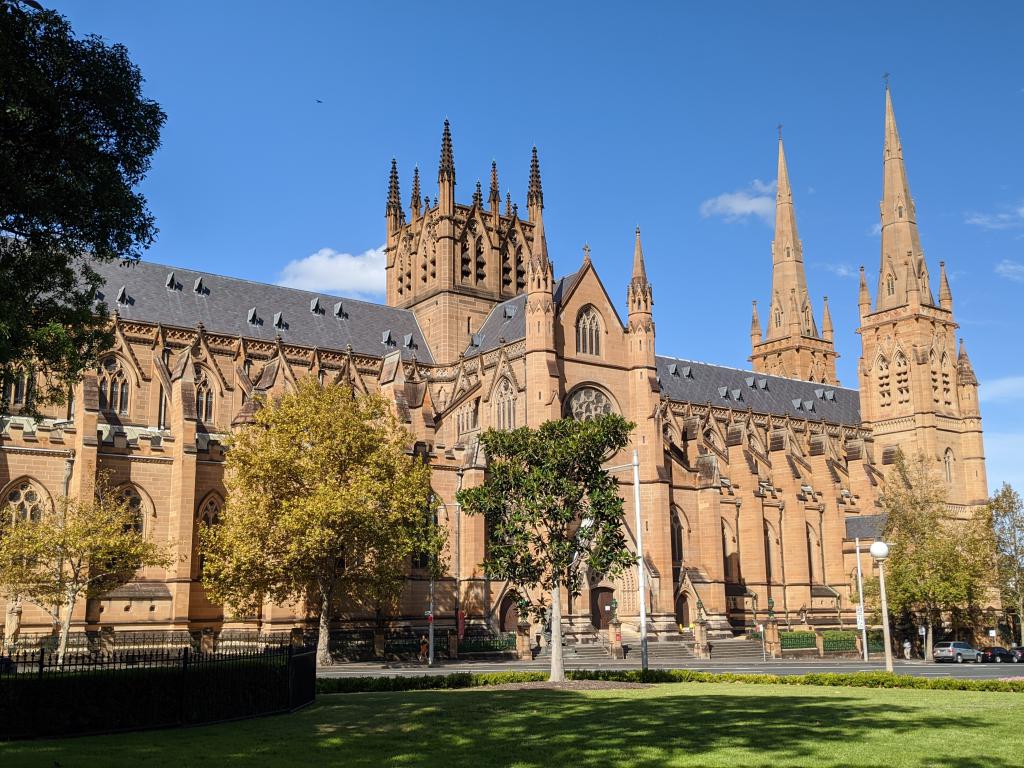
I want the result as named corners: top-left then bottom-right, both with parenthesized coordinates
top-left (0, 87), bottom-right (989, 643)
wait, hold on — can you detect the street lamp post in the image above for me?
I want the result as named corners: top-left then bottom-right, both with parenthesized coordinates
top-left (870, 541), bottom-right (894, 673)
top-left (605, 448), bottom-right (648, 671)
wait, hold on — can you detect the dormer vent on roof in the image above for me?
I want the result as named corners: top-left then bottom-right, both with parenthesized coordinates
top-left (403, 333), bottom-right (415, 349)
top-left (668, 363), bottom-right (678, 376)
top-left (470, 333), bottom-right (484, 348)
top-left (718, 386), bottom-right (729, 398)
top-left (503, 304), bottom-right (517, 320)
top-left (333, 301), bottom-right (347, 319)
top-left (814, 388), bottom-right (825, 400)
top-left (803, 400), bottom-right (815, 412)
top-left (792, 399), bottom-right (803, 410)
top-left (682, 366), bottom-right (693, 378)
top-left (193, 276), bottom-right (205, 294)
top-left (382, 330), bottom-right (395, 346)
top-left (824, 390), bottom-right (836, 401)
top-left (310, 297), bottom-right (323, 314)
top-left (247, 307), bottom-right (260, 326)
top-left (745, 376), bottom-right (755, 388)
top-left (116, 285), bottom-right (129, 305)
top-left (273, 312), bottom-right (286, 330)
top-left (731, 389), bottom-right (742, 401)
top-left (758, 378), bottom-right (768, 390)
top-left (165, 272), bottom-right (177, 290)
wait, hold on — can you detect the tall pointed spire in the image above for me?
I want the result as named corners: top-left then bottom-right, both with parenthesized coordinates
top-left (957, 337), bottom-right (977, 384)
top-left (766, 135), bottom-right (814, 340)
top-left (858, 265), bottom-right (871, 318)
top-left (527, 146), bottom-right (543, 222)
top-left (822, 296), bottom-right (833, 341)
top-left (631, 226), bottom-right (648, 283)
top-left (750, 301), bottom-right (762, 346)
top-left (877, 85), bottom-right (932, 310)
top-left (489, 161), bottom-right (500, 205)
top-left (410, 166), bottom-right (421, 218)
top-left (504, 191), bottom-right (512, 218)
top-left (437, 119), bottom-right (455, 215)
top-left (386, 158), bottom-right (401, 214)
top-left (939, 261), bottom-right (953, 310)
top-left (438, 119), bottom-right (455, 182)
top-left (472, 180), bottom-right (483, 207)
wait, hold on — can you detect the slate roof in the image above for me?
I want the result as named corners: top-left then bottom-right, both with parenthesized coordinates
top-left (465, 270), bottom-right (581, 356)
top-left (656, 356), bottom-right (861, 426)
top-left (845, 514), bottom-right (887, 540)
top-left (92, 259), bottom-right (433, 363)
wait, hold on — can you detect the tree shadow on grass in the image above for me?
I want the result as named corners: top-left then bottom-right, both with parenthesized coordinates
top-left (307, 687), bottom-right (1015, 768)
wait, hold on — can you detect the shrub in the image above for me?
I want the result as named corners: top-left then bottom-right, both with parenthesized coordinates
top-left (316, 669), bottom-right (1024, 695)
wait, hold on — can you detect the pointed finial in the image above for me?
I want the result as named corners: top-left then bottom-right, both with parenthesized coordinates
top-left (582, 243), bottom-right (591, 264)
top-left (939, 260), bottom-right (953, 310)
top-left (750, 300), bottom-right (762, 343)
top-left (473, 180), bottom-right (483, 206)
top-left (410, 165), bottom-right (421, 214)
top-left (386, 157), bottom-right (401, 216)
top-left (439, 119), bottom-right (455, 181)
top-left (883, 71), bottom-right (890, 90)
top-left (527, 145), bottom-right (543, 211)
top-left (777, 123), bottom-right (783, 141)
top-left (822, 295), bottom-right (834, 340)
top-left (489, 160), bottom-right (500, 204)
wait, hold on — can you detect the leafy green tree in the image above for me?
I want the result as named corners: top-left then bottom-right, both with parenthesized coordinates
top-left (0, 1), bottom-right (165, 412)
top-left (878, 452), bottom-right (995, 657)
top-left (990, 483), bottom-right (1024, 645)
top-left (200, 380), bottom-right (443, 667)
top-left (0, 475), bottom-right (171, 663)
top-left (457, 415), bottom-right (636, 682)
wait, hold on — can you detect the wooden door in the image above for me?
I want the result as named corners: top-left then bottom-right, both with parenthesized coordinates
top-left (590, 587), bottom-right (614, 629)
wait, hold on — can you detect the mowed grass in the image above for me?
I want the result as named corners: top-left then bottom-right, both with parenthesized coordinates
top-left (2, 682), bottom-right (1021, 767)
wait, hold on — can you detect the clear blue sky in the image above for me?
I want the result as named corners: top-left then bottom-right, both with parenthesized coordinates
top-left (59, 1), bottom-right (1024, 493)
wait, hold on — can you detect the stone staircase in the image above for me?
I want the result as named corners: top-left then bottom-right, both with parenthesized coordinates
top-left (706, 637), bottom-right (766, 662)
top-left (536, 640), bottom-right (612, 665)
top-left (629, 639), bottom-right (696, 666)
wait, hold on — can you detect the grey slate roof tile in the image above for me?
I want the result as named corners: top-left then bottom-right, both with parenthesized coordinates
top-left (656, 355), bottom-right (861, 426)
top-left (93, 259), bottom-right (432, 363)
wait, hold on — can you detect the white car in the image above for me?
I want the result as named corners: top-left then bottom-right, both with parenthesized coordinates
top-left (932, 641), bottom-right (982, 663)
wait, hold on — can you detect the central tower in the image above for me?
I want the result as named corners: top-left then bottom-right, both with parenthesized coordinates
top-left (385, 122), bottom-right (543, 364)
top-left (750, 135), bottom-right (838, 383)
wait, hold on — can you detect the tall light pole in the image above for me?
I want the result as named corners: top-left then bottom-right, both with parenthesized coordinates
top-left (870, 541), bottom-right (894, 673)
top-left (605, 448), bottom-right (648, 670)
top-left (855, 538), bottom-right (868, 662)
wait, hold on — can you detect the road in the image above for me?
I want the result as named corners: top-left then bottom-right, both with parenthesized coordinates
top-left (317, 656), bottom-right (1024, 680)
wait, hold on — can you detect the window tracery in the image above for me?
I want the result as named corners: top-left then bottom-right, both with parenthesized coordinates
top-left (98, 356), bottom-right (130, 416)
top-left (575, 306), bottom-right (602, 356)
top-left (493, 377), bottom-right (517, 431)
top-left (894, 352), bottom-right (910, 406)
top-left (194, 367), bottom-right (214, 423)
top-left (566, 386), bottom-right (614, 421)
top-left (5, 479), bottom-right (46, 524)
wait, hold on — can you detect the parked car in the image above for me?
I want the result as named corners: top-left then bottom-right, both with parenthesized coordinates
top-left (932, 641), bottom-right (983, 663)
top-left (1011, 647), bottom-right (1024, 663)
top-left (980, 646), bottom-right (1015, 663)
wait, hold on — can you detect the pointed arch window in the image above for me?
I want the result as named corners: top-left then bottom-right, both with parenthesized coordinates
top-left (898, 205), bottom-right (904, 219)
top-left (886, 274), bottom-right (896, 297)
top-left (117, 485), bottom-right (146, 535)
top-left (877, 357), bottom-right (891, 408)
top-left (98, 356), bottom-right (129, 416)
top-left (774, 309), bottom-right (782, 329)
top-left (576, 306), bottom-right (603, 356)
top-left (894, 352), bottom-right (910, 405)
top-left (806, 523), bottom-right (821, 584)
top-left (493, 377), bottom-right (517, 431)
top-left (5, 479), bottom-right (47, 524)
top-left (3, 369), bottom-right (33, 412)
top-left (670, 508), bottom-right (687, 585)
top-left (194, 367), bottom-right (214, 424)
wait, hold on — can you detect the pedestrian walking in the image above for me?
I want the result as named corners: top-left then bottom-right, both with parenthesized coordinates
top-left (418, 634), bottom-right (428, 663)
top-left (903, 638), bottom-right (912, 660)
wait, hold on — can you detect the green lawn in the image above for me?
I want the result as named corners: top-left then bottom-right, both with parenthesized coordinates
top-left (2, 682), bottom-right (1020, 767)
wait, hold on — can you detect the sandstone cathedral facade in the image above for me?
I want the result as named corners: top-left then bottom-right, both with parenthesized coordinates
top-left (0, 87), bottom-right (989, 643)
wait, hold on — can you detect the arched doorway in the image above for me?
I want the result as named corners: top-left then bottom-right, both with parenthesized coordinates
top-left (498, 593), bottom-right (519, 633)
top-left (674, 593), bottom-right (691, 628)
top-left (590, 587), bottom-right (614, 629)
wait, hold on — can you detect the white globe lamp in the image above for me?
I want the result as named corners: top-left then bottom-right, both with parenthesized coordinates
top-left (869, 541), bottom-right (890, 561)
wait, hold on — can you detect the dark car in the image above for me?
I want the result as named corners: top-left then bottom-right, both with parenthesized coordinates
top-left (1011, 647), bottom-right (1024, 663)
top-left (980, 646), bottom-right (1015, 663)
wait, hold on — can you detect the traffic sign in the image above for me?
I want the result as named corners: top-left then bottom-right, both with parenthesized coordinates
top-left (855, 605), bottom-right (866, 630)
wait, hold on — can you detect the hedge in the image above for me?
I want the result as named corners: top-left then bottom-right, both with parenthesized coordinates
top-left (317, 669), bottom-right (1024, 695)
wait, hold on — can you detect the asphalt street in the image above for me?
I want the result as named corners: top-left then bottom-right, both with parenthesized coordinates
top-left (317, 656), bottom-right (1024, 679)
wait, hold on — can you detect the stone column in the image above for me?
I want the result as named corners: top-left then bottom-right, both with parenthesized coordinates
top-left (608, 617), bottom-right (624, 659)
top-left (692, 619), bottom-right (711, 659)
top-left (764, 617), bottom-right (781, 659)
top-left (515, 620), bottom-right (533, 661)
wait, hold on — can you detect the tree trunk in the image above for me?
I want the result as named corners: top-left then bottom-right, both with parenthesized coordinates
top-left (57, 594), bottom-right (76, 666)
top-left (548, 583), bottom-right (564, 683)
top-left (316, 591), bottom-right (333, 667)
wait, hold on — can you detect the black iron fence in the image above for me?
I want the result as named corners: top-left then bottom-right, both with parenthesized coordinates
top-left (0, 642), bottom-right (315, 739)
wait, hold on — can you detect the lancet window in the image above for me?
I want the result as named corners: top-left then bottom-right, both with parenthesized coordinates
top-left (493, 377), bottom-right (517, 431)
top-left (98, 356), bottom-right (129, 416)
top-left (575, 306), bottom-right (602, 356)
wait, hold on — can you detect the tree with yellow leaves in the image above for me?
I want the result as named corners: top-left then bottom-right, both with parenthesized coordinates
top-left (200, 379), bottom-right (442, 666)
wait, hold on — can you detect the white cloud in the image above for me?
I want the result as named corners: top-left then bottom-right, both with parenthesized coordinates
top-left (965, 203), bottom-right (1024, 230)
top-left (995, 259), bottom-right (1024, 282)
top-left (980, 375), bottom-right (1024, 403)
top-left (868, 222), bottom-right (882, 237)
top-left (822, 263), bottom-right (858, 279)
top-left (277, 245), bottom-right (386, 299)
top-left (699, 179), bottom-right (776, 223)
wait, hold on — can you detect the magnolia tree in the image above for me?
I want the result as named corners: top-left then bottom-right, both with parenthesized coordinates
top-left (0, 477), bottom-right (171, 663)
top-left (877, 452), bottom-right (995, 657)
top-left (457, 414), bottom-right (636, 682)
top-left (990, 483), bottom-right (1024, 645)
top-left (201, 379), bottom-right (444, 666)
